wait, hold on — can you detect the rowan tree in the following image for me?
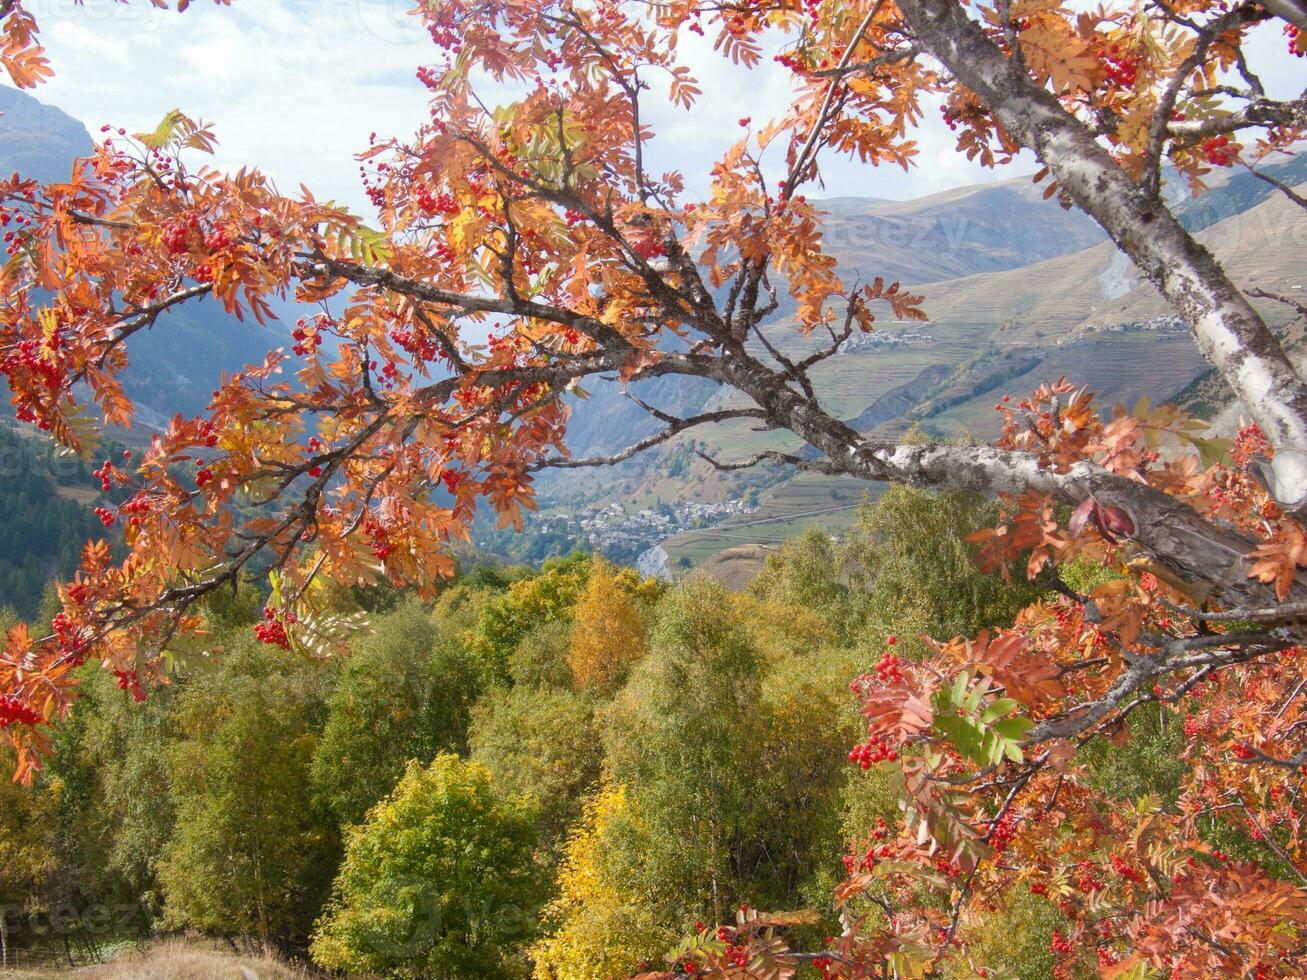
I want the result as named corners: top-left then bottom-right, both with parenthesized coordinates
top-left (3, 0), bottom-right (1307, 974)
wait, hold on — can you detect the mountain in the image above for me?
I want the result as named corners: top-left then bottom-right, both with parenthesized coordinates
top-left (558, 175), bottom-right (1108, 464)
top-left (0, 85), bottom-right (93, 184)
top-left (814, 176), bottom-right (1105, 284)
top-left (526, 162), bottom-right (1307, 576)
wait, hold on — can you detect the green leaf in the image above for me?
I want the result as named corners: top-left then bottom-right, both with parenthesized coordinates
top-left (991, 716), bottom-right (1033, 740)
top-left (139, 109), bottom-right (184, 149)
top-left (982, 698), bottom-right (1019, 724)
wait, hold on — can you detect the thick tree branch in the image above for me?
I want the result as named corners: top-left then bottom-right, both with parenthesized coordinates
top-left (894, 0), bottom-right (1307, 505)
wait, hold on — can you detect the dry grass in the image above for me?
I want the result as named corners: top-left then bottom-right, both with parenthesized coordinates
top-left (1, 939), bottom-right (324, 979)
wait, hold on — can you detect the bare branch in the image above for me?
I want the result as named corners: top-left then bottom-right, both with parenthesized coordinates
top-left (529, 407), bottom-right (769, 470)
top-left (1249, 168), bottom-right (1307, 213)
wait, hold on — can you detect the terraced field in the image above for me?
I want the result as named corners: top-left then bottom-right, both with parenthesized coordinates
top-left (662, 473), bottom-right (878, 567)
top-left (915, 332), bottom-right (1213, 441)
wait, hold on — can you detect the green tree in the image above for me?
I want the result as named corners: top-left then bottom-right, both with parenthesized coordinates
top-left (507, 618), bottom-right (574, 689)
top-left (471, 554), bottom-right (591, 682)
top-left (469, 686), bottom-right (602, 856)
top-left (158, 642), bottom-right (334, 950)
top-left (0, 745), bottom-right (59, 957)
top-left (844, 486), bottom-right (1040, 652)
top-left (750, 527), bottom-right (853, 638)
top-left (602, 580), bottom-right (763, 924)
top-left (311, 754), bottom-right (546, 979)
top-left (753, 647), bottom-right (865, 914)
top-left (59, 666), bottom-right (178, 918)
top-left (311, 601), bottom-right (482, 827)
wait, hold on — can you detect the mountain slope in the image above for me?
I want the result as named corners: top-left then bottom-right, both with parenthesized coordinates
top-left (905, 173), bottom-right (1306, 345)
top-left (556, 173), bottom-right (1109, 463)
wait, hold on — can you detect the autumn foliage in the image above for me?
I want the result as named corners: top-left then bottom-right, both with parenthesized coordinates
top-left (568, 559), bottom-right (649, 692)
top-left (2, 0), bottom-right (1307, 976)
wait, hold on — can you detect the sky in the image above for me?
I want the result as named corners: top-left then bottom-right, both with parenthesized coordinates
top-left (19, 0), bottom-right (1307, 216)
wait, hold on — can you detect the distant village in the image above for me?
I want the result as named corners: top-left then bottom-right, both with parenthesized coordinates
top-left (535, 498), bottom-right (758, 564)
top-left (838, 329), bottom-right (934, 354)
top-left (1082, 315), bottom-right (1188, 335)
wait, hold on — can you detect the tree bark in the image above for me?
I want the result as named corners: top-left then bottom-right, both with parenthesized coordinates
top-left (708, 349), bottom-right (1307, 614)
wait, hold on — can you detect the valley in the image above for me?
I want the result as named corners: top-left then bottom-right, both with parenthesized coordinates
top-left (517, 155), bottom-right (1307, 579)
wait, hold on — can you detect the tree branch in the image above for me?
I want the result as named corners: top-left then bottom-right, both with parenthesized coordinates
top-left (893, 0), bottom-right (1307, 500)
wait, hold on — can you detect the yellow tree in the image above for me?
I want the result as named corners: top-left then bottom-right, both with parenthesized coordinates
top-left (532, 784), bottom-right (670, 980)
top-left (568, 559), bottom-right (648, 693)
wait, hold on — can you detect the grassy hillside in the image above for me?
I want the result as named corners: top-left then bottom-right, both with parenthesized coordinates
top-left (0, 940), bottom-right (322, 979)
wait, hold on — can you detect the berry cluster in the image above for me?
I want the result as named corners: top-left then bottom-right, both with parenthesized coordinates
top-left (1232, 420), bottom-right (1271, 467)
top-left (1288, 24), bottom-right (1304, 58)
top-left (93, 459), bottom-right (116, 493)
top-left (1049, 928), bottom-right (1074, 955)
top-left (934, 855), bottom-right (962, 878)
top-left (93, 506), bottom-right (116, 527)
top-left (416, 64), bottom-right (441, 91)
top-left (0, 694), bottom-right (42, 729)
top-left (427, 20), bottom-right (463, 52)
top-left (253, 606), bottom-right (293, 649)
top-left (1109, 852), bottom-right (1145, 883)
top-left (120, 495), bottom-right (152, 528)
top-left (416, 187), bottom-right (459, 216)
top-left (115, 669), bottom-right (146, 703)
top-left (2, 332), bottom-right (68, 420)
top-left (989, 810), bottom-right (1018, 853)
top-left (1231, 741), bottom-right (1257, 761)
top-left (373, 360), bottom-right (403, 386)
top-left (940, 101), bottom-right (992, 133)
top-left (364, 518), bottom-right (393, 562)
top-left (1202, 134), bottom-right (1237, 167)
top-left (848, 733), bottom-right (898, 768)
top-left (291, 316), bottom-right (328, 357)
top-left (195, 419), bottom-right (220, 448)
top-left (163, 211), bottom-right (203, 255)
top-left (50, 611), bottom-right (85, 655)
top-left (390, 325), bottom-right (440, 362)
top-left (1097, 44), bottom-right (1139, 87)
top-left (772, 51), bottom-right (807, 72)
top-left (1, 205), bottom-right (35, 258)
top-left (873, 647), bottom-right (903, 682)
top-left (1073, 860), bottom-right (1104, 893)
